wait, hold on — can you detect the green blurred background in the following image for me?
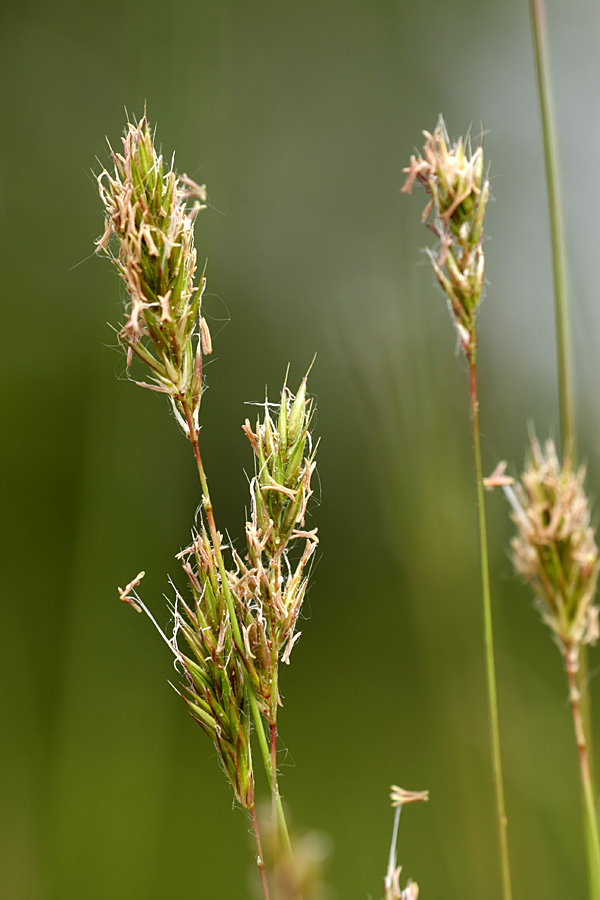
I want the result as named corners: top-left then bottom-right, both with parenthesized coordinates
top-left (2, 0), bottom-right (600, 897)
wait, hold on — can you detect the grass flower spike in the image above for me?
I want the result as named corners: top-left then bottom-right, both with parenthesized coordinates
top-left (238, 377), bottom-right (318, 721)
top-left (402, 121), bottom-right (489, 360)
top-left (510, 436), bottom-right (599, 653)
top-left (96, 115), bottom-right (209, 431)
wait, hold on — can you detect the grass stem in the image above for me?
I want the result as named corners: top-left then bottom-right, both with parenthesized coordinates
top-left (564, 647), bottom-right (600, 900)
top-left (530, 0), bottom-right (575, 462)
top-left (251, 802), bottom-right (272, 900)
top-left (469, 358), bottom-right (513, 900)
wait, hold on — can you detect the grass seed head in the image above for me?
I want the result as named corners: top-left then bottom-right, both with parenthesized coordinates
top-left (235, 374), bottom-right (319, 721)
top-left (243, 375), bottom-right (317, 558)
top-left (402, 118), bottom-right (489, 359)
top-left (96, 115), bottom-right (209, 432)
top-left (510, 435), bottom-right (600, 653)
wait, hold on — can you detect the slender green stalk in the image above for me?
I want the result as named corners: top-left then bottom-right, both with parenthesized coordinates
top-left (182, 401), bottom-right (294, 861)
top-left (564, 647), bottom-right (600, 900)
top-left (248, 690), bottom-right (294, 860)
top-left (469, 357), bottom-right (513, 900)
top-left (531, 5), bottom-right (600, 892)
top-left (530, 0), bottom-right (575, 462)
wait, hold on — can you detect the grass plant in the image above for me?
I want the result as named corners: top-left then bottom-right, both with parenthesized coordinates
top-left (96, 114), bottom-right (424, 900)
top-left (401, 13), bottom-right (600, 890)
top-left (401, 105), bottom-right (600, 897)
top-left (459, 3), bottom-right (600, 897)
top-left (400, 11), bottom-right (600, 900)
top-left (96, 115), bottom-right (317, 898)
top-left (402, 123), bottom-right (513, 900)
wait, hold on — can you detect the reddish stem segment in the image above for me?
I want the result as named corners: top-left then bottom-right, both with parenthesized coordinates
top-left (566, 649), bottom-right (591, 780)
top-left (251, 803), bottom-right (271, 900)
top-left (270, 722), bottom-right (278, 829)
top-left (564, 644), bottom-right (600, 894)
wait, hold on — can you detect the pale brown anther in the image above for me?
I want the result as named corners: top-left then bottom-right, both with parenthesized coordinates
top-left (390, 786), bottom-right (430, 807)
top-left (200, 316), bottom-right (212, 355)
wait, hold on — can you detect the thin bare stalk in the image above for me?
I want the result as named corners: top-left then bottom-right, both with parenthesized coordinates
top-left (530, 0), bottom-right (575, 462)
top-left (181, 401), bottom-right (294, 861)
top-left (384, 805), bottom-right (402, 898)
top-left (251, 803), bottom-right (272, 900)
top-left (564, 646), bottom-right (600, 900)
top-left (469, 357), bottom-right (513, 900)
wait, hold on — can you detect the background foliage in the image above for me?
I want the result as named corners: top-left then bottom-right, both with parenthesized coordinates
top-left (2, 0), bottom-right (600, 897)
